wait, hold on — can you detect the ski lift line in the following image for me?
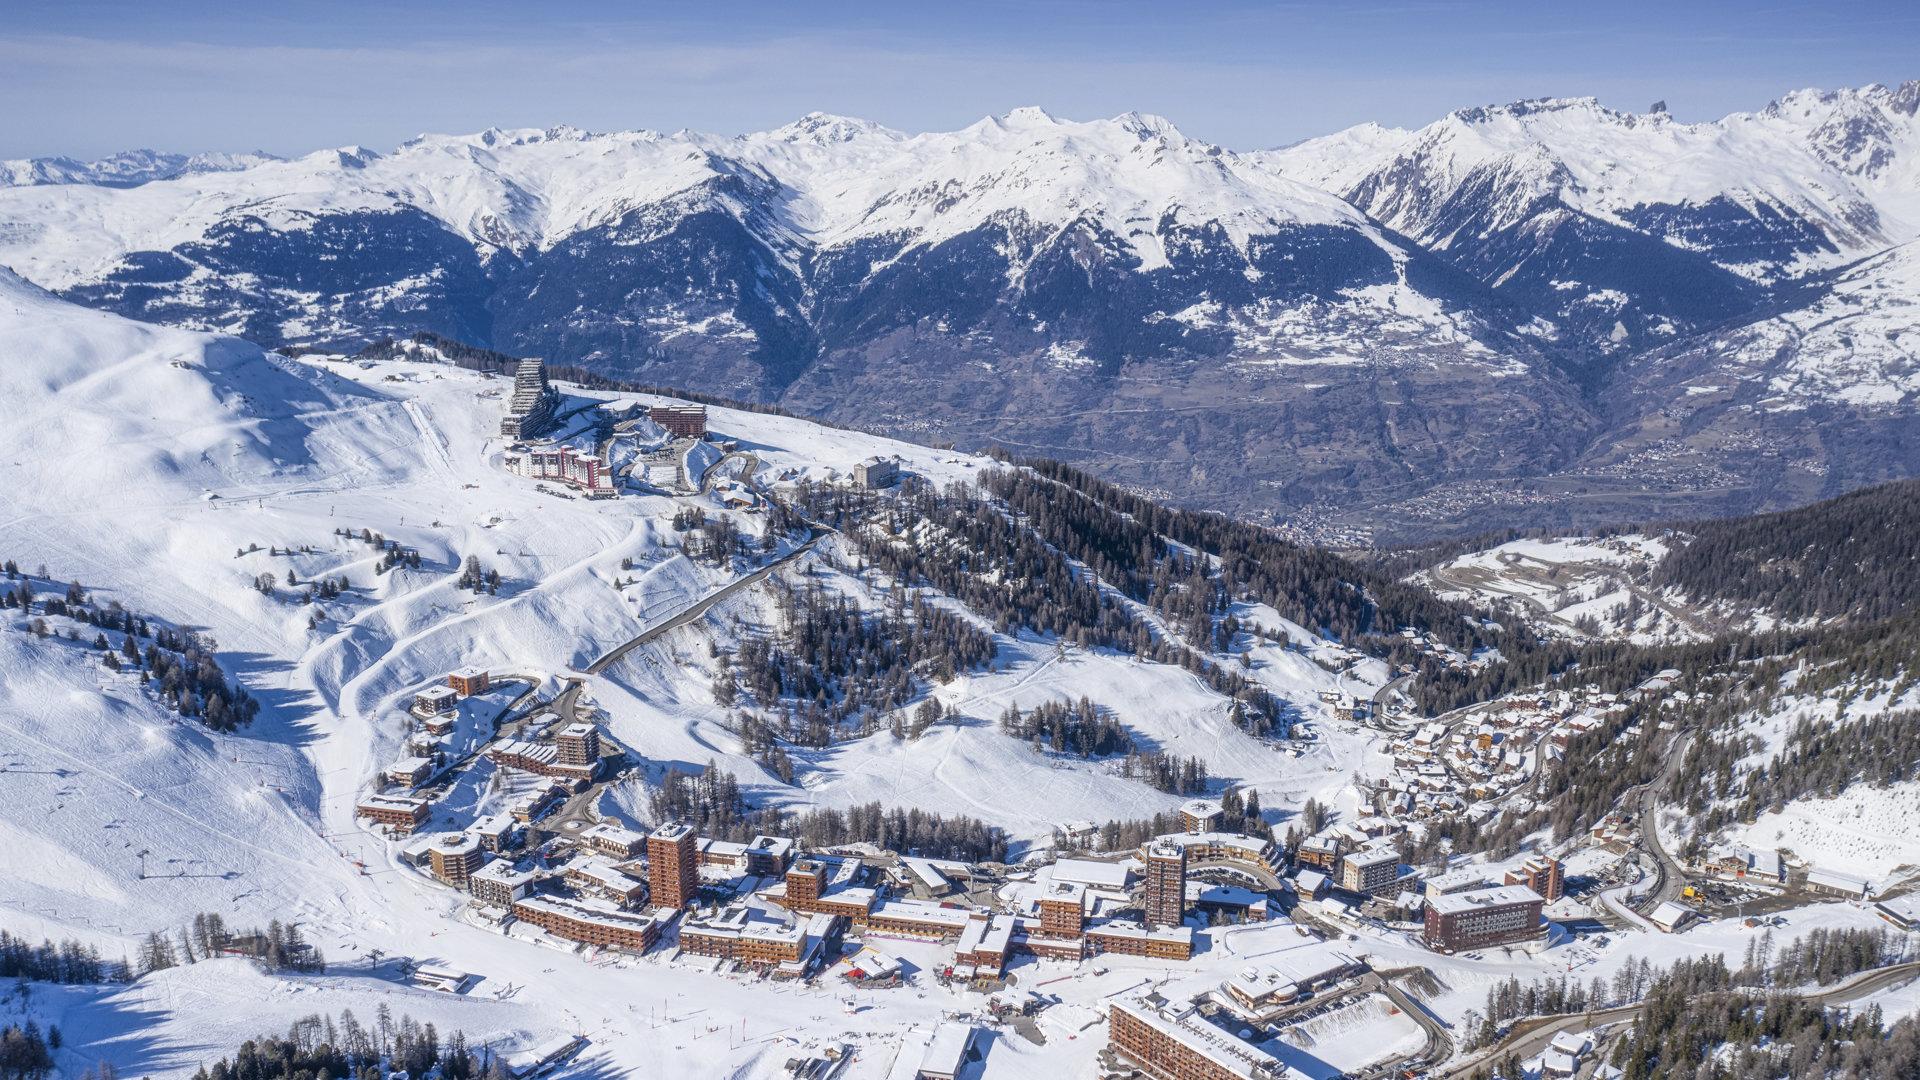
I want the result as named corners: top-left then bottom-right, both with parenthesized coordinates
top-left (0, 714), bottom-right (319, 874)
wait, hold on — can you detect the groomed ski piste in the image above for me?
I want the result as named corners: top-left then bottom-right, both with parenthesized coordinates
top-left (2, 267), bottom-right (1916, 1079)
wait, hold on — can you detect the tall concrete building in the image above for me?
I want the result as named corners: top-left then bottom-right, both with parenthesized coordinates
top-left (428, 833), bottom-right (486, 890)
top-left (500, 358), bottom-right (559, 440)
top-left (1039, 880), bottom-right (1087, 937)
top-left (647, 821), bottom-right (698, 910)
top-left (556, 723), bottom-right (601, 770)
top-left (1142, 841), bottom-right (1188, 930)
top-left (1505, 855), bottom-right (1565, 902)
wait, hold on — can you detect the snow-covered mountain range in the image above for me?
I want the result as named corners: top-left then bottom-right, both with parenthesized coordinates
top-left (3, 81), bottom-right (1918, 537)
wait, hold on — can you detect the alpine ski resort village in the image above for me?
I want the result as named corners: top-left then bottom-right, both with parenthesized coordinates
top-left (8, 7), bottom-right (1920, 1080)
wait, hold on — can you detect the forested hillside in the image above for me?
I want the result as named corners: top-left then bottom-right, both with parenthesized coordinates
top-left (1651, 479), bottom-right (1920, 622)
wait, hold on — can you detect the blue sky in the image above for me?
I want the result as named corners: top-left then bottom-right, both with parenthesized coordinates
top-left (5, 1), bottom-right (1918, 158)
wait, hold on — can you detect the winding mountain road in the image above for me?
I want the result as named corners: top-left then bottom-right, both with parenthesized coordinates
top-left (1440, 960), bottom-right (1920, 1078)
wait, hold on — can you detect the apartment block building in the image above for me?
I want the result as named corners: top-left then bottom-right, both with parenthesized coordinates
top-left (646, 821), bottom-right (698, 910)
top-left (1108, 996), bottom-right (1287, 1080)
top-left (1424, 885), bottom-right (1545, 953)
top-left (1142, 841), bottom-right (1188, 930)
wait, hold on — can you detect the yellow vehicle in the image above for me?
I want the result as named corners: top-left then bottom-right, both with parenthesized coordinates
top-left (1682, 885), bottom-right (1700, 900)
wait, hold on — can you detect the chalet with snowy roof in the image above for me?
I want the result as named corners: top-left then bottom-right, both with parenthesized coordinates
top-left (901, 857), bottom-right (957, 896)
top-left (510, 895), bottom-right (660, 953)
top-left (580, 821), bottom-right (646, 860)
top-left (468, 857), bottom-right (545, 907)
top-left (1875, 897), bottom-right (1920, 931)
top-left (413, 684), bottom-right (459, 717)
top-left (446, 667), bottom-right (490, 697)
top-left (357, 793), bottom-right (429, 832)
top-left (917, 1023), bottom-right (978, 1080)
top-left (384, 756), bottom-right (433, 788)
top-left (1805, 869), bottom-right (1875, 900)
top-left (1706, 847), bottom-right (1786, 885)
top-left (1292, 869), bottom-right (1329, 900)
top-left (1649, 900), bottom-right (1698, 934)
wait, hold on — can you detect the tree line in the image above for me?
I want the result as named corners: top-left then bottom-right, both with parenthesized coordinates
top-left (1652, 477), bottom-right (1920, 623)
top-left (719, 577), bottom-right (995, 742)
top-left (647, 761), bottom-right (1010, 863)
top-left (792, 476), bottom-right (1283, 737)
top-left (999, 697), bottom-right (1134, 758)
top-left (1465, 932), bottom-right (1916, 1079)
top-left (986, 458), bottom-right (1521, 656)
top-left (0, 1025), bottom-right (54, 1080)
top-left (138, 912), bottom-right (324, 976)
top-left (191, 1007), bottom-right (501, 1080)
top-left (1, 563), bottom-right (260, 731)
top-left (0, 930), bottom-right (128, 984)
top-left (1681, 708), bottom-right (1920, 836)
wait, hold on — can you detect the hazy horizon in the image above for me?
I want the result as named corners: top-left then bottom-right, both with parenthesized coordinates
top-left (6, 0), bottom-right (1919, 159)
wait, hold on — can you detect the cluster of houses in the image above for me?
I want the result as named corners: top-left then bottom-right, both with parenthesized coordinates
top-left (1288, 808), bottom-right (1563, 955)
top-left (1371, 687), bottom-right (1630, 819)
top-left (359, 668), bottom-right (1616, 981)
top-left (361, 766), bottom-right (1326, 992)
top-left (362, 808), bottom-right (1292, 984)
top-left (354, 667), bottom-right (502, 832)
top-left (359, 663), bottom-right (636, 837)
